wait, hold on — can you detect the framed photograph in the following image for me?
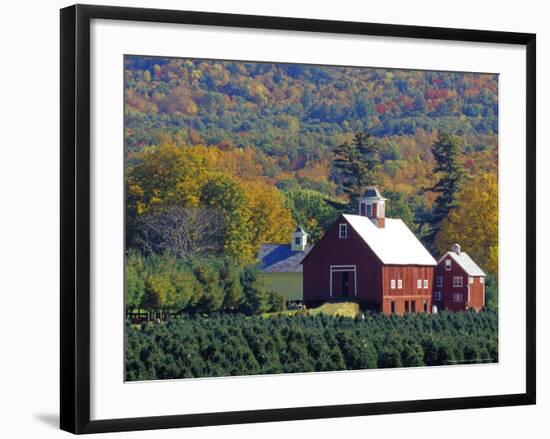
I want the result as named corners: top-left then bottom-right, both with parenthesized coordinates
top-left (60, 4), bottom-right (536, 434)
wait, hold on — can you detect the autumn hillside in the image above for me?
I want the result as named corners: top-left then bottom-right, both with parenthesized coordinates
top-left (125, 56), bottom-right (498, 189)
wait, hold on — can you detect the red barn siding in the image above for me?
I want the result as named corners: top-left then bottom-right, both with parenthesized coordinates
top-left (302, 217), bottom-right (382, 305)
top-left (467, 276), bottom-right (485, 311)
top-left (381, 266), bottom-right (434, 315)
top-left (382, 266), bottom-right (435, 296)
top-left (382, 296), bottom-right (432, 316)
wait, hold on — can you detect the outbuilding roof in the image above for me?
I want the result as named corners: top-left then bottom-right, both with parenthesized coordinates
top-left (257, 244), bottom-right (312, 273)
top-left (342, 214), bottom-right (437, 266)
top-left (439, 251), bottom-right (486, 276)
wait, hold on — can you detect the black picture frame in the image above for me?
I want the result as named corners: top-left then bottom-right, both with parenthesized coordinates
top-left (60, 4), bottom-right (536, 434)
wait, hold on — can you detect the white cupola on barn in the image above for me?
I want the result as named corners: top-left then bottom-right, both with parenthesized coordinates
top-left (452, 243), bottom-right (461, 255)
top-left (291, 226), bottom-right (308, 251)
top-left (359, 186), bottom-right (387, 228)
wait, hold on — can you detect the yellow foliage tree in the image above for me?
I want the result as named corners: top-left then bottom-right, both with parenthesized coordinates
top-left (434, 173), bottom-right (498, 277)
top-left (241, 180), bottom-right (295, 249)
top-left (126, 143), bottom-right (296, 264)
top-left (126, 143), bottom-right (214, 217)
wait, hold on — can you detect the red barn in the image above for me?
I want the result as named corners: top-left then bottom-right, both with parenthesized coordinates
top-left (301, 187), bottom-right (437, 315)
top-left (434, 244), bottom-right (486, 312)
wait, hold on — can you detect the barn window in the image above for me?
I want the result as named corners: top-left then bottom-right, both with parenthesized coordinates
top-left (390, 301), bottom-right (395, 314)
top-left (445, 259), bottom-right (452, 270)
top-left (366, 204), bottom-right (372, 217)
top-left (295, 237), bottom-right (301, 246)
top-left (339, 223), bottom-right (347, 238)
top-left (417, 279), bottom-right (422, 289)
top-left (423, 300), bottom-right (428, 313)
top-left (411, 301), bottom-right (416, 313)
top-left (453, 276), bottom-right (463, 287)
top-left (480, 277), bottom-right (484, 284)
top-left (452, 293), bottom-right (464, 302)
top-left (390, 279), bottom-right (396, 289)
top-left (423, 279), bottom-right (429, 289)
top-left (404, 300), bottom-right (410, 314)
top-left (436, 276), bottom-right (443, 287)
top-left (434, 291), bottom-right (441, 301)
top-left (397, 279), bottom-right (403, 289)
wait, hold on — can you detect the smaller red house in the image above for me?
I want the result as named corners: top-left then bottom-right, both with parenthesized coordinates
top-left (434, 244), bottom-right (486, 312)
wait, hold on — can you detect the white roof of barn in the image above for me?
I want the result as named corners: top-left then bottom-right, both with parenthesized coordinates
top-left (343, 214), bottom-right (437, 266)
top-left (439, 251), bottom-right (486, 276)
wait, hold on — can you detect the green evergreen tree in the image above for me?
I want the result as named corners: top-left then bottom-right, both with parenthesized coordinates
top-left (384, 190), bottom-right (416, 232)
top-left (267, 290), bottom-right (286, 313)
top-left (422, 131), bottom-right (466, 248)
top-left (238, 266), bottom-right (269, 315)
top-left (330, 132), bottom-right (380, 209)
top-left (125, 249), bottom-right (146, 312)
top-left (193, 264), bottom-right (224, 313)
top-left (219, 258), bottom-right (244, 312)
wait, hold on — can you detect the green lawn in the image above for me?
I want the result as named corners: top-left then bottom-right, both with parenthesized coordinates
top-left (307, 302), bottom-right (360, 318)
top-left (263, 301), bottom-right (360, 319)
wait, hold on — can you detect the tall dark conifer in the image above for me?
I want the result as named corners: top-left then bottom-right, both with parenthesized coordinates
top-left (330, 132), bottom-right (380, 210)
top-left (423, 131), bottom-right (466, 248)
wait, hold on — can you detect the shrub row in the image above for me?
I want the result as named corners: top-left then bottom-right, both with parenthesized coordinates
top-left (125, 310), bottom-right (498, 381)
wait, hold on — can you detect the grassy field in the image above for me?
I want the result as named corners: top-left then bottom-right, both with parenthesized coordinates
top-left (307, 302), bottom-right (360, 318)
top-left (262, 301), bottom-right (360, 319)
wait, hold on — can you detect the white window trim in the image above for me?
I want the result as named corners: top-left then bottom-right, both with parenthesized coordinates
top-left (339, 223), bottom-right (347, 238)
top-left (417, 279), bottom-right (422, 289)
top-left (452, 293), bottom-right (464, 302)
top-left (329, 265), bottom-right (357, 297)
top-left (423, 279), bottom-right (429, 289)
top-left (397, 279), bottom-right (403, 289)
top-left (453, 276), bottom-right (463, 287)
top-left (434, 291), bottom-right (441, 301)
top-left (436, 276), bottom-right (443, 287)
top-left (445, 259), bottom-right (452, 270)
top-left (390, 279), bottom-right (396, 289)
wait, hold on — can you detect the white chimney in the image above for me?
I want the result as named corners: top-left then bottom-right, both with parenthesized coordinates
top-left (452, 243), bottom-right (461, 255)
top-left (291, 227), bottom-right (308, 252)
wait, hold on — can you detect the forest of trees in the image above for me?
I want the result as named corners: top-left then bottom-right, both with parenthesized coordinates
top-left (126, 310), bottom-right (498, 381)
top-left (124, 56), bottom-right (498, 276)
top-left (124, 56), bottom-right (498, 163)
